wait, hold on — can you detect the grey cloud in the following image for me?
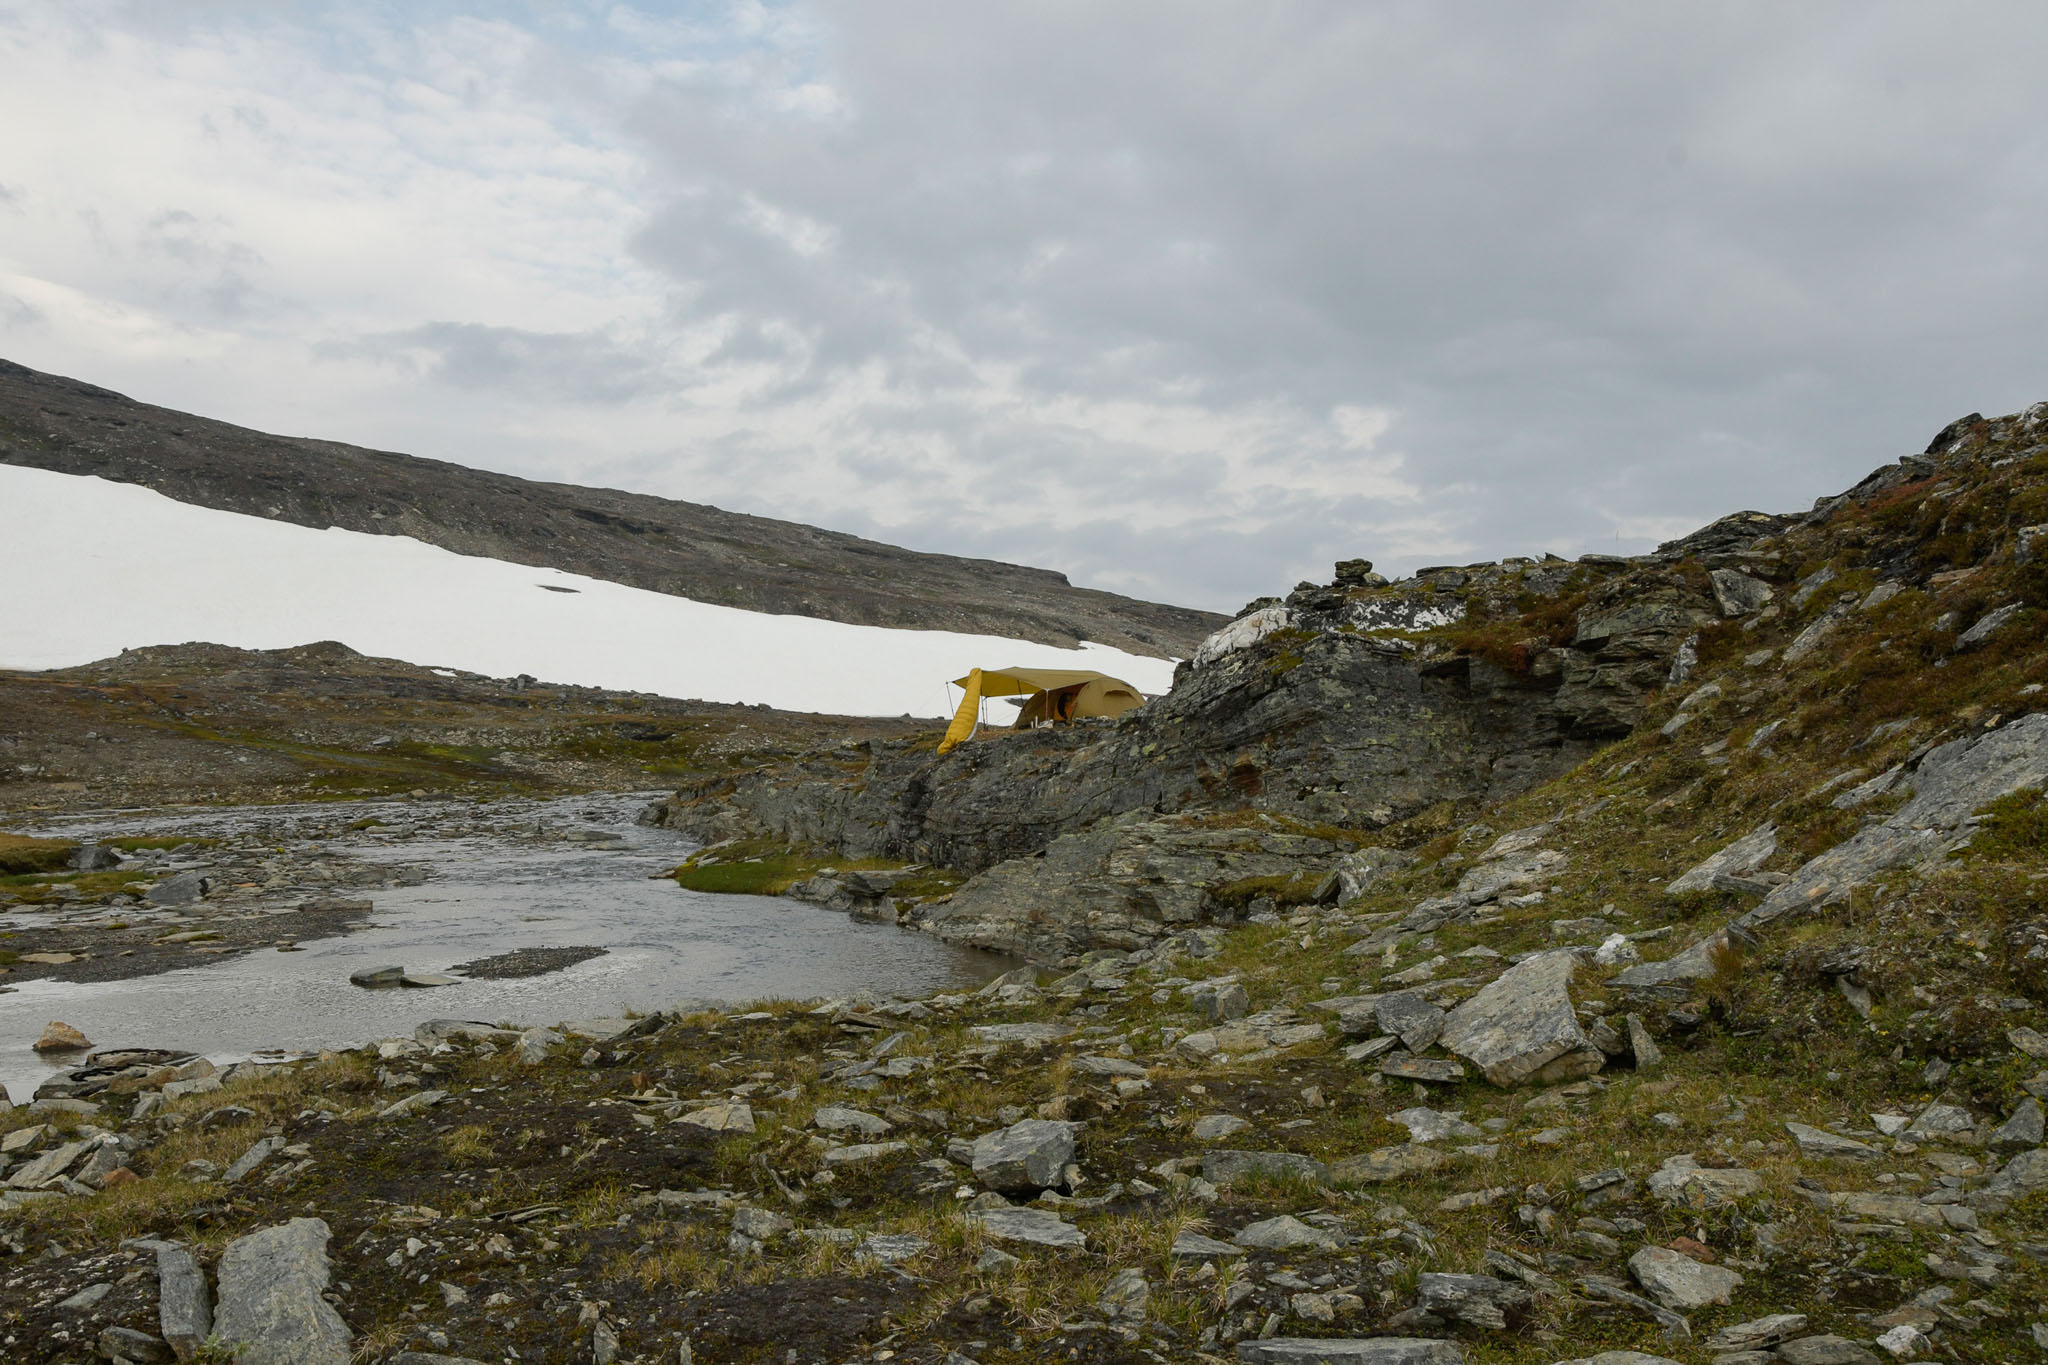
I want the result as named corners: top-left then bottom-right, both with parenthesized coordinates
top-left (572, 1), bottom-right (2048, 609)
top-left (321, 322), bottom-right (682, 407)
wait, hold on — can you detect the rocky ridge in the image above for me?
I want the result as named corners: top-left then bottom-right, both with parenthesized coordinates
top-left (0, 358), bottom-right (1222, 656)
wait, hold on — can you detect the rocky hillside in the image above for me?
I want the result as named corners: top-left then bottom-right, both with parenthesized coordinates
top-left (2, 403), bottom-right (2045, 1365)
top-left (651, 405), bottom-right (2048, 964)
top-left (0, 641), bottom-right (923, 816)
top-left (0, 359), bottom-right (1222, 656)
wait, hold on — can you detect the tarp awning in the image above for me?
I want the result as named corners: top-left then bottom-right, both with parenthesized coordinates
top-left (938, 665), bottom-right (1147, 754)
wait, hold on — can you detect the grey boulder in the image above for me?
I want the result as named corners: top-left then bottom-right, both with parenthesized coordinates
top-left (1439, 951), bottom-right (1603, 1087)
top-left (212, 1218), bottom-right (351, 1365)
top-left (1375, 991), bottom-right (1447, 1052)
top-left (970, 1119), bottom-right (1076, 1193)
top-left (1415, 1272), bottom-right (1532, 1329)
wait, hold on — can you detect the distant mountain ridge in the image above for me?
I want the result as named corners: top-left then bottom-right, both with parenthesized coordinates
top-left (0, 359), bottom-right (1222, 657)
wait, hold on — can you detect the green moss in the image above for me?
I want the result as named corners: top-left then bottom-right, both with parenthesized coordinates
top-left (103, 835), bottom-right (223, 852)
top-left (1958, 788), bottom-right (2048, 863)
top-left (0, 833), bottom-right (80, 874)
top-left (671, 839), bottom-right (930, 898)
top-left (1208, 870), bottom-right (1325, 910)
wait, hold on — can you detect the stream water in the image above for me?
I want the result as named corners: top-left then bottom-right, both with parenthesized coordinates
top-left (0, 792), bottom-right (1013, 1101)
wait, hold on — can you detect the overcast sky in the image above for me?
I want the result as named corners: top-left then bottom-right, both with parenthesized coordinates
top-left (4, 3), bottom-right (2046, 612)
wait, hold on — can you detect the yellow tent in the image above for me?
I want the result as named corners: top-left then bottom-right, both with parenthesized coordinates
top-left (938, 666), bottom-right (1147, 754)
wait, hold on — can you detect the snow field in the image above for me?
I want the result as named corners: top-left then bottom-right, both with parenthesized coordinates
top-left (0, 464), bottom-right (1178, 717)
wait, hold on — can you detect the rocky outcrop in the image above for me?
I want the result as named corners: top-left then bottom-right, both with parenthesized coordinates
top-left (1619, 713), bottom-right (2048, 991)
top-left (908, 813), bottom-right (1342, 959)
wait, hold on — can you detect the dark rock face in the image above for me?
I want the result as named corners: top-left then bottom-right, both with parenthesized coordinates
top-left (0, 358), bottom-right (1221, 656)
top-left (660, 628), bottom-right (1606, 876)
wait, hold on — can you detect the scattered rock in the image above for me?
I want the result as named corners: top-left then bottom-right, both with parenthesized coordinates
top-left (1990, 1096), bottom-right (2043, 1151)
top-left (1191, 1114), bottom-right (1250, 1141)
top-left (1646, 1154), bottom-right (1762, 1208)
top-left (1375, 992), bottom-right (1447, 1052)
top-left (1704, 1315), bottom-right (1808, 1353)
top-left (1389, 1107), bottom-right (1482, 1143)
top-left (1170, 1230), bottom-right (1243, 1258)
top-left (813, 1105), bottom-right (892, 1138)
top-left (348, 965), bottom-right (405, 988)
top-left (146, 871), bottom-right (210, 906)
top-left (1774, 1336), bottom-right (1881, 1365)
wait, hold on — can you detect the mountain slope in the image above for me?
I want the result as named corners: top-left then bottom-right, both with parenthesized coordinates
top-left (0, 358), bottom-right (1223, 656)
top-left (0, 463), bottom-right (1178, 717)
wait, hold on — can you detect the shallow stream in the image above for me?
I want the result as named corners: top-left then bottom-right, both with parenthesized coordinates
top-left (0, 792), bottom-right (1011, 1100)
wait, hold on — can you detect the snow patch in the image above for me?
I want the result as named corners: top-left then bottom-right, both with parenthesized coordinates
top-left (0, 465), bottom-right (1178, 717)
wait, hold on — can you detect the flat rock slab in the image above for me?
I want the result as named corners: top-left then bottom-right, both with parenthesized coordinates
top-left (1204, 1149), bottom-right (1329, 1186)
top-left (968, 1023), bottom-right (1072, 1046)
top-left (1628, 1245), bottom-right (1742, 1309)
top-left (970, 1205), bottom-right (1085, 1249)
top-left (1646, 1154), bottom-right (1762, 1208)
top-left (678, 1101), bottom-right (755, 1135)
top-left (1236, 1338), bottom-right (1467, 1365)
top-left (1378, 1055), bottom-right (1466, 1084)
top-left (213, 1218), bottom-right (351, 1365)
top-left (1171, 1230), bottom-right (1244, 1258)
top-left (1390, 1107), bottom-right (1481, 1143)
top-left (399, 972), bottom-right (460, 988)
top-left (449, 945), bottom-right (608, 979)
top-left (1785, 1122), bottom-right (1877, 1159)
top-left (812, 1105), bottom-right (891, 1137)
top-left (558, 1017), bottom-right (637, 1041)
top-left (1330, 1144), bottom-right (1453, 1185)
top-left (1440, 950), bottom-right (1602, 1087)
top-left (1233, 1214), bottom-right (1343, 1251)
